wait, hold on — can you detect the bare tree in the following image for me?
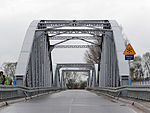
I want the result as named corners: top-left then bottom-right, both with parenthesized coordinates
top-left (1, 62), bottom-right (17, 77)
top-left (65, 71), bottom-right (82, 88)
top-left (84, 25), bottom-right (127, 64)
top-left (130, 56), bottom-right (144, 80)
top-left (142, 52), bottom-right (150, 78)
top-left (65, 72), bottom-right (79, 83)
top-left (84, 40), bottom-right (101, 64)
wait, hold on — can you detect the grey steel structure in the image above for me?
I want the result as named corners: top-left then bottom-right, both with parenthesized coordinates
top-left (61, 69), bottom-right (90, 88)
top-left (15, 20), bottom-right (129, 88)
top-left (55, 63), bottom-right (96, 88)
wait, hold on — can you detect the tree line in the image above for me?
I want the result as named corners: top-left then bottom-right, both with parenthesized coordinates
top-left (84, 41), bottom-right (150, 81)
top-left (130, 52), bottom-right (150, 80)
top-left (65, 72), bottom-right (87, 89)
top-left (84, 39), bottom-right (150, 81)
top-left (0, 62), bottom-right (17, 78)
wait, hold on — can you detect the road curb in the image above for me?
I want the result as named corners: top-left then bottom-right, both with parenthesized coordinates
top-left (117, 98), bottom-right (150, 112)
top-left (133, 102), bottom-right (150, 113)
top-left (91, 90), bottom-right (150, 113)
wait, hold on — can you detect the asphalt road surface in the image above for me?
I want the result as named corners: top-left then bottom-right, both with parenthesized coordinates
top-left (0, 90), bottom-right (137, 113)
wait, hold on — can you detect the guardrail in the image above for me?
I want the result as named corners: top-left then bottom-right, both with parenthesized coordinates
top-left (0, 85), bottom-right (64, 100)
top-left (132, 80), bottom-right (150, 85)
top-left (87, 85), bottom-right (150, 101)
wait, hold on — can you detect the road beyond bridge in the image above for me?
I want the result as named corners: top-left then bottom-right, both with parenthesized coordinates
top-left (0, 90), bottom-right (138, 113)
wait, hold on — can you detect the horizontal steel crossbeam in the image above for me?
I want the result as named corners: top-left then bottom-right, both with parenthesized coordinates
top-left (38, 24), bottom-right (110, 29)
top-left (62, 70), bottom-right (90, 72)
top-left (38, 20), bottom-right (111, 29)
top-left (53, 45), bottom-right (100, 48)
top-left (36, 29), bottom-right (112, 37)
top-left (57, 63), bottom-right (95, 68)
top-left (49, 36), bottom-right (101, 40)
top-left (39, 20), bottom-right (109, 23)
top-left (39, 29), bottom-right (112, 34)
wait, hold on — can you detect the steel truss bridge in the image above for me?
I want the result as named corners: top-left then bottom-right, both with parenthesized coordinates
top-left (1, 20), bottom-right (150, 113)
top-left (15, 20), bottom-right (129, 89)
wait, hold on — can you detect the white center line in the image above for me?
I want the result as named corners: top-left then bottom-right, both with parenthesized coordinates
top-left (69, 98), bottom-right (74, 113)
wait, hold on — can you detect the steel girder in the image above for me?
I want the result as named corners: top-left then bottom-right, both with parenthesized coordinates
top-left (109, 21), bottom-right (130, 86)
top-left (56, 63), bottom-right (95, 68)
top-left (49, 36), bottom-right (101, 40)
top-left (53, 45), bottom-right (99, 48)
top-left (15, 21), bottom-right (40, 87)
top-left (15, 21), bottom-right (53, 87)
top-left (37, 20), bottom-right (111, 29)
top-left (62, 70), bottom-right (90, 73)
top-left (99, 21), bottom-right (130, 87)
top-left (15, 20), bottom-right (129, 88)
top-left (37, 29), bottom-right (111, 34)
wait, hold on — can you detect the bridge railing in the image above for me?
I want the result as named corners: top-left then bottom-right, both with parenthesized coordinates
top-left (0, 85), bottom-right (64, 100)
top-left (132, 80), bottom-right (150, 85)
top-left (87, 85), bottom-right (150, 101)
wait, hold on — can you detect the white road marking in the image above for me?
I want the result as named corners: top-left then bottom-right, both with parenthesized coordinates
top-left (69, 98), bottom-right (74, 113)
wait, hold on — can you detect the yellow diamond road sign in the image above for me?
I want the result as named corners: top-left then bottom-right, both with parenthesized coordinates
top-left (123, 43), bottom-right (136, 55)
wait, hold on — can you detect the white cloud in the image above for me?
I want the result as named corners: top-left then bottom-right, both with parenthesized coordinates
top-left (0, 0), bottom-right (150, 66)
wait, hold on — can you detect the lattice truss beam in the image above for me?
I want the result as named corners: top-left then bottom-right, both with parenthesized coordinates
top-left (35, 20), bottom-right (112, 49)
top-left (37, 20), bottom-right (111, 29)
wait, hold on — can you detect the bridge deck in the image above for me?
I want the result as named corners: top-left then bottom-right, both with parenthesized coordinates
top-left (0, 90), bottom-right (137, 113)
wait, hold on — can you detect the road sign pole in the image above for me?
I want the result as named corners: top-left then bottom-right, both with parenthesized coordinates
top-left (129, 60), bottom-right (132, 85)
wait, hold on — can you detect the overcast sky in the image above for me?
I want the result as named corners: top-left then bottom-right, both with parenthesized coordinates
top-left (0, 0), bottom-right (150, 67)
